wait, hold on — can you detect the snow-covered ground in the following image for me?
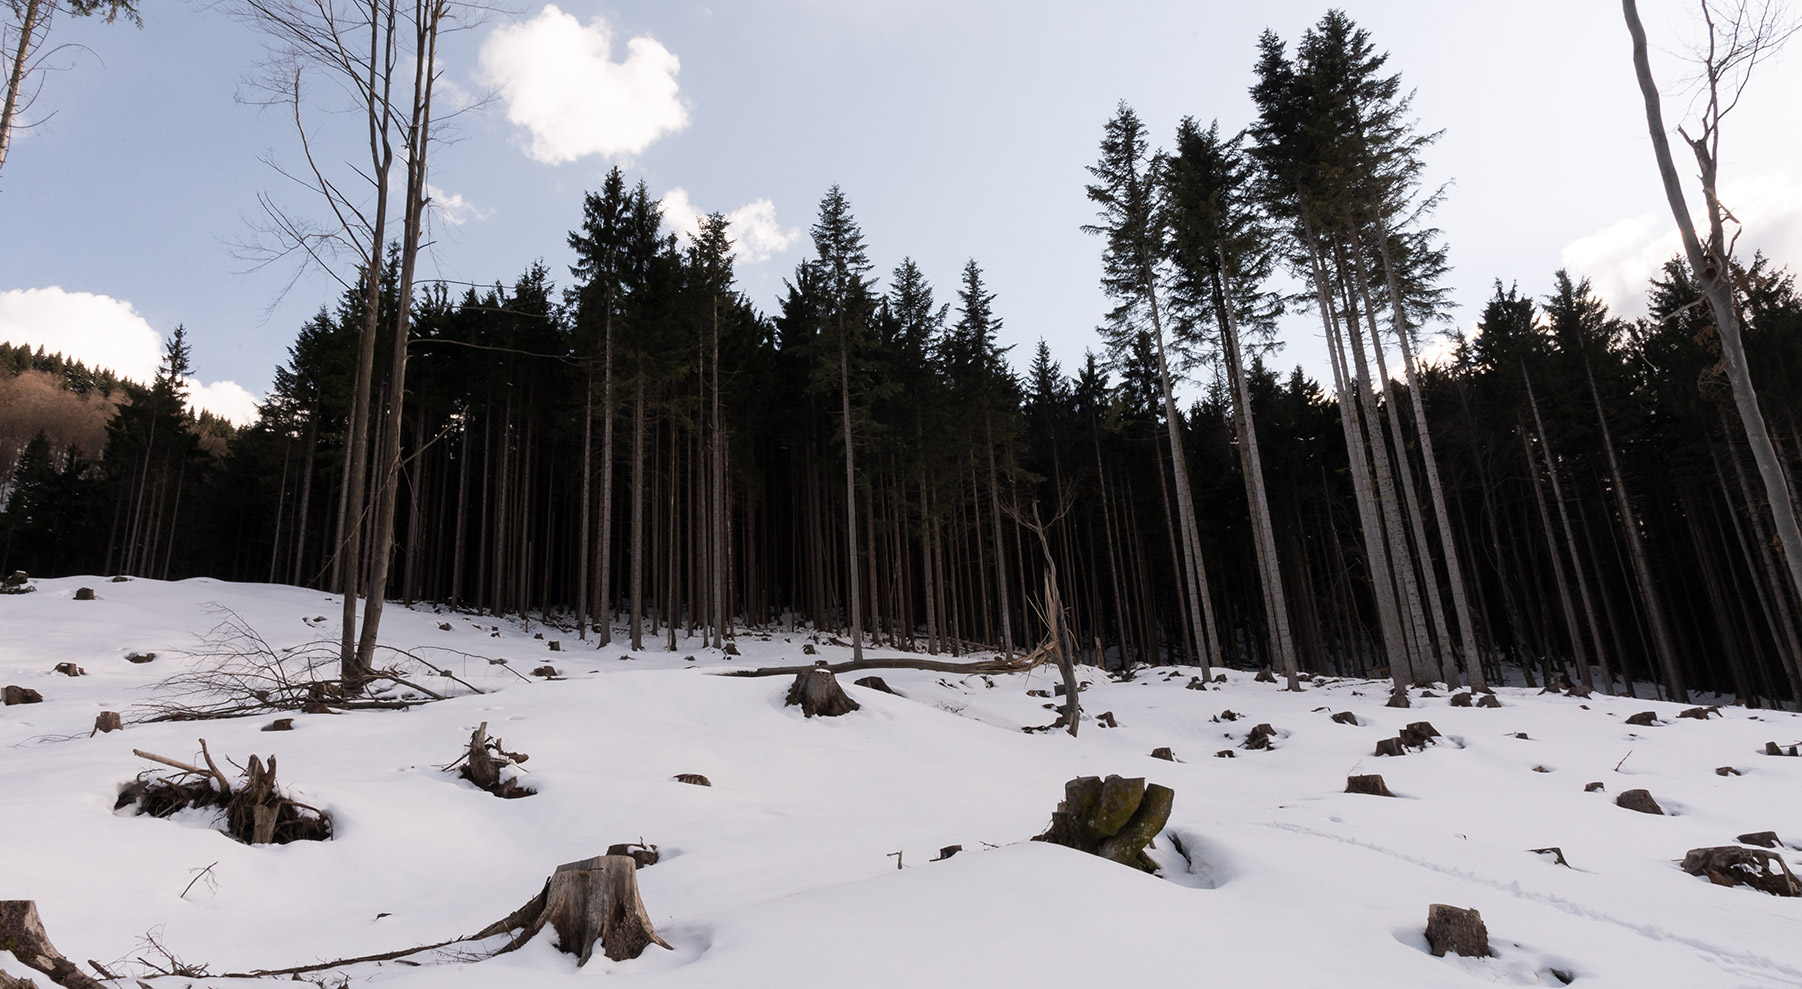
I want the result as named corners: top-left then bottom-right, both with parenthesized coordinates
top-left (3, 575), bottom-right (1801, 987)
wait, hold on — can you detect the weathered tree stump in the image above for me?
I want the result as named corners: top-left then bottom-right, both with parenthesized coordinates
top-left (52, 663), bottom-right (83, 677)
top-left (124, 651), bottom-right (155, 664)
top-left (1033, 775), bottom-right (1174, 872)
top-left (1678, 706), bottom-right (1721, 720)
top-left (1241, 723), bottom-right (1277, 749)
top-left (606, 842), bottom-right (660, 868)
top-left (1331, 711), bottom-right (1359, 725)
top-left (1401, 722), bottom-right (1440, 747)
top-left (1254, 667), bottom-right (1277, 683)
top-left (785, 666), bottom-right (860, 718)
top-left (475, 855), bottom-right (671, 965)
top-left (853, 675), bottom-right (901, 696)
top-left (1448, 691), bottom-right (1473, 707)
top-left (1095, 711), bottom-right (1118, 728)
top-left (1765, 742), bottom-right (1799, 757)
top-left (72, 588), bottom-right (94, 601)
top-left (1717, 766), bottom-right (1742, 776)
top-left (1375, 737), bottom-right (1408, 758)
top-left (673, 773), bottom-right (711, 786)
top-left (1150, 747), bottom-right (1176, 761)
top-left (722, 642), bottom-right (739, 656)
top-left (1585, 781), bottom-right (1606, 792)
top-left (90, 712), bottom-right (122, 736)
top-left (3, 686), bottom-right (43, 706)
top-left (1738, 831), bottom-right (1781, 849)
top-left (1565, 683), bottom-right (1593, 698)
top-left (262, 718), bottom-right (294, 732)
top-left (1681, 846), bottom-right (1801, 896)
top-left (932, 845), bottom-right (962, 861)
top-left (1425, 904), bottom-right (1490, 958)
top-left (801, 643), bottom-right (817, 655)
top-left (0, 901), bottom-right (104, 989)
top-left (1475, 694), bottom-right (1502, 708)
top-left (1386, 685), bottom-right (1411, 708)
top-left (1, 571), bottom-right (28, 590)
top-left (1345, 774), bottom-right (1395, 797)
top-left (458, 723), bottom-right (534, 798)
top-left (1615, 789), bottom-right (1664, 815)
top-left (1215, 749), bottom-right (1235, 758)
top-left (1624, 711), bottom-right (1658, 727)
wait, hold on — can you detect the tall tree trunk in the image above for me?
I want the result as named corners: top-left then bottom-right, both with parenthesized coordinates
top-left (839, 332), bottom-right (864, 662)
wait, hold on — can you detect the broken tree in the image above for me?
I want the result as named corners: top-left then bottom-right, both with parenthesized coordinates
top-left (473, 855), bottom-right (671, 965)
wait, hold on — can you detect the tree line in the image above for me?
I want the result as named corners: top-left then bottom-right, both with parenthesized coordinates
top-left (3, 9), bottom-right (1800, 708)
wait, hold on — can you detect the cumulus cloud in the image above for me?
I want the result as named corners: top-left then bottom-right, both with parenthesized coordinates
top-left (478, 6), bottom-right (688, 164)
top-left (1562, 173), bottom-right (1802, 319)
top-left (0, 286), bottom-right (262, 425)
top-left (661, 188), bottom-right (802, 264)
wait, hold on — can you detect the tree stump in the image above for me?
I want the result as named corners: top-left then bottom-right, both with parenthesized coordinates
top-left (1375, 737), bottom-right (1407, 758)
top-left (1717, 766), bottom-right (1742, 776)
top-left (72, 588), bottom-right (94, 601)
top-left (1241, 723), bottom-right (1277, 749)
top-left (1150, 747), bottom-right (1176, 761)
top-left (1765, 742), bottom-right (1799, 757)
top-left (1331, 711), bottom-right (1358, 725)
top-left (2, 686), bottom-right (43, 705)
top-left (476, 855), bottom-right (671, 965)
top-left (458, 723), bottom-right (533, 798)
top-left (1585, 782), bottom-right (1606, 792)
top-left (1678, 706), bottom-right (1721, 720)
top-left (1448, 691), bottom-right (1472, 707)
top-left (90, 712), bottom-right (122, 736)
top-left (785, 666), bottom-right (860, 718)
top-left (1475, 694), bottom-right (1501, 708)
top-left (1386, 684), bottom-right (1411, 708)
top-left (1402, 721), bottom-right (1440, 746)
top-left (52, 663), bottom-right (83, 677)
top-left (124, 652), bottom-right (155, 664)
top-left (1531, 847), bottom-right (1570, 867)
top-left (1624, 711), bottom-right (1658, 727)
top-left (853, 675), bottom-right (901, 696)
top-left (1345, 774), bottom-right (1395, 797)
top-left (672, 773), bottom-right (711, 786)
top-left (1424, 904), bottom-right (1490, 957)
top-left (1738, 831), bottom-right (1781, 849)
top-left (1615, 789), bottom-right (1664, 815)
top-left (1681, 846), bottom-right (1801, 896)
top-left (1254, 667), bottom-right (1277, 683)
top-left (1033, 775), bottom-right (1174, 872)
top-left (0, 901), bottom-right (104, 989)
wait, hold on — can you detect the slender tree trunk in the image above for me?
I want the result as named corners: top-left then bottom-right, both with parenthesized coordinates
top-left (577, 367), bottom-right (592, 640)
top-left (1522, 370), bottom-right (1602, 691)
top-left (839, 333), bottom-right (864, 662)
top-left (631, 374), bottom-right (645, 651)
top-left (0, 0), bottom-right (44, 182)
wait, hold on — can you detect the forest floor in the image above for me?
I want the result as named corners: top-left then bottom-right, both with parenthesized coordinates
top-left (3, 575), bottom-right (1802, 987)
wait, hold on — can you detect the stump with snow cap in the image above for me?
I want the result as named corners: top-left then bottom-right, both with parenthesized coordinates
top-left (1616, 789), bottom-right (1664, 815)
top-left (1425, 904), bottom-right (1490, 958)
top-left (785, 665), bottom-right (860, 718)
top-left (1681, 846), bottom-right (1801, 897)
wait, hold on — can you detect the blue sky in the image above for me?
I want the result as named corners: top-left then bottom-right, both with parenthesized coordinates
top-left (2, 0), bottom-right (1799, 423)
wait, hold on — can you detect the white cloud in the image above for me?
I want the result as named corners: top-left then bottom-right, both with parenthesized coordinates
top-left (1562, 173), bottom-right (1802, 319)
top-left (661, 188), bottom-right (802, 264)
top-left (428, 184), bottom-right (491, 226)
top-left (0, 286), bottom-right (262, 426)
top-left (478, 6), bottom-right (688, 165)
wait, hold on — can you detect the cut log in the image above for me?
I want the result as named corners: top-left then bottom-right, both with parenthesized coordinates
top-left (0, 901), bottom-right (105, 989)
top-left (475, 855), bottom-right (671, 965)
top-left (1680, 846), bottom-right (1801, 897)
top-left (1615, 789), bottom-right (1664, 815)
top-left (2, 686), bottom-right (43, 706)
top-left (784, 666), bottom-right (860, 718)
top-left (90, 712), bottom-right (122, 736)
top-left (605, 842), bottom-right (660, 868)
top-left (1424, 904), bottom-right (1490, 958)
top-left (853, 675), bottom-right (901, 696)
top-left (1345, 774), bottom-right (1394, 797)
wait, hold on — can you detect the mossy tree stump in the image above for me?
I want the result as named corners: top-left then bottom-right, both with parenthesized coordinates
top-left (1033, 774), bottom-right (1174, 872)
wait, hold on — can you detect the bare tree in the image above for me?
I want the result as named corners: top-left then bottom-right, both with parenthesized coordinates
top-left (232, 0), bottom-right (459, 686)
top-left (0, 0), bottom-right (138, 186)
top-left (1623, 0), bottom-right (1802, 610)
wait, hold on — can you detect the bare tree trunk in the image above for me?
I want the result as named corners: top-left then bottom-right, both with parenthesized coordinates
top-left (1522, 370), bottom-right (1603, 691)
top-left (1624, 0), bottom-right (1802, 612)
top-left (630, 374), bottom-right (645, 651)
top-left (0, 0), bottom-right (44, 182)
top-left (984, 415), bottom-right (1013, 657)
top-left (577, 367), bottom-right (592, 640)
top-left (839, 333), bottom-right (864, 661)
top-left (291, 419), bottom-right (317, 586)
top-left (1519, 422), bottom-right (1590, 685)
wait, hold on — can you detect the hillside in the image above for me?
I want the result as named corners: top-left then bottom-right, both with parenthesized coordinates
top-left (3, 575), bottom-right (1801, 987)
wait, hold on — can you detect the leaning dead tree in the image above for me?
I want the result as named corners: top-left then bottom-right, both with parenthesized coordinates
top-left (0, 901), bottom-right (104, 989)
top-left (1623, 0), bottom-right (1802, 627)
top-left (0, 0), bottom-right (140, 188)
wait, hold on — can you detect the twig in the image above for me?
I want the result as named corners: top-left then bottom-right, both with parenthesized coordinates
top-left (198, 739), bottom-right (234, 798)
top-left (1615, 749), bottom-right (1634, 772)
top-left (180, 862), bottom-right (219, 901)
top-left (132, 749), bottom-right (211, 777)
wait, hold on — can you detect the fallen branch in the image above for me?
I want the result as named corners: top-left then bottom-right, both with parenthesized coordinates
top-left (0, 901), bottom-right (105, 989)
top-left (717, 644), bottom-right (1052, 680)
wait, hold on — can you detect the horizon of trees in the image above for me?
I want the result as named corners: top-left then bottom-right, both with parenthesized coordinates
top-left (3, 9), bottom-right (1801, 710)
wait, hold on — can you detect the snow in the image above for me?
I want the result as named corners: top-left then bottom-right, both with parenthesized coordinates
top-left (4, 575), bottom-right (1802, 987)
